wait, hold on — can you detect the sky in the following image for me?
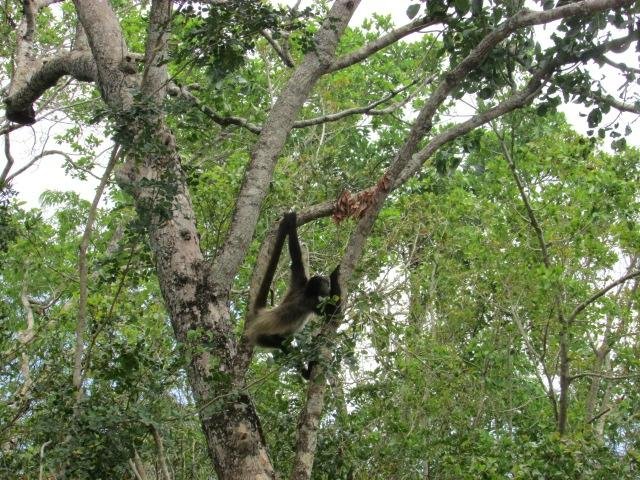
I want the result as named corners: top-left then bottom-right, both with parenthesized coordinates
top-left (2, 1), bottom-right (639, 209)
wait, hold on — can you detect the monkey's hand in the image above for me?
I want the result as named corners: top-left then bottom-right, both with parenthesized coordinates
top-left (325, 264), bottom-right (342, 317)
top-left (330, 264), bottom-right (340, 284)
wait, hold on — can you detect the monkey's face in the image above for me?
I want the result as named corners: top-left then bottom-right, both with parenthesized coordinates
top-left (306, 275), bottom-right (330, 299)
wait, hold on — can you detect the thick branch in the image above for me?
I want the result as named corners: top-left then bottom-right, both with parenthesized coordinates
top-left (210, 0), bottom-right (361, 294)
top-left (74, 0), bottom-right (132, 111)
top-left (5, 51), bottom-right (98, 124)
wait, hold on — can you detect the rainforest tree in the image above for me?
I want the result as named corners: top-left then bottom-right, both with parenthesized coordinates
top-left (2, 0), bottom-right (640, 478)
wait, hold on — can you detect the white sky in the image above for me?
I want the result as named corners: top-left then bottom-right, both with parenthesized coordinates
top-left (2, 1), bottom-right (639, 209)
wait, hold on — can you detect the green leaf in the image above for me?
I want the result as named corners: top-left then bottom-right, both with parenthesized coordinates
top-left (587, 108), bottom-right (602, 128)
top-left (406, 4), bottom-right (421, 19)
top-left (478, 86), bottom-right (494, 100)
top-left (454, 0), bottom-right (470, 15)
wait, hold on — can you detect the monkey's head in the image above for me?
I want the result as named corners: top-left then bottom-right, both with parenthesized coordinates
top-left (304, 275), bottom-right (331, 303)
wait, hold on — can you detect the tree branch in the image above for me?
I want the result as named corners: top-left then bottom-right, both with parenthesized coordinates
top-left (292, 80), bottom-right (420, 128)
top-left (168, 79), bottom-right (419, 134)
top-left (1, 133), bottom-right (15, 187)
top-left (593, 92), bottom-right (640, 114)
top-left (5, 51), bottom-right (98, 124)
top-left (167, 83), bottom-right (261, 133)
top-left (5, 149), bottom-right (75, 184)
top-left (598, 54), bottom-right (640, 73)
top-left (568, 270), bottom-right (640, 323)
top-left (210, 0), bottom-right (360, 294)
top-left (494, 125), bottom-right (552, 267)
top-left (571, 371), bottom-right (640, 382)
top-left (328, 15), bottom-right (443, 73)
top-left (74, 145), bottom-right (120, 399)
top-left (261, 29), bottom-right (294, 67)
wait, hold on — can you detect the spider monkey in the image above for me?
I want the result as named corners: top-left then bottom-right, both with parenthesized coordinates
top-left (245, 212), bottom-right (341, 376)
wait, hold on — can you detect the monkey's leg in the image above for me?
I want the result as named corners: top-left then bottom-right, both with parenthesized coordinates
top-left (256, 334), bottom-right (287, 349)
top-left (261, 336), bottom-right (312, 380)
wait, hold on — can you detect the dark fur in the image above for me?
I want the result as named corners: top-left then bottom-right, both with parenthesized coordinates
top-left (246, 212), bottom-right (338, 351)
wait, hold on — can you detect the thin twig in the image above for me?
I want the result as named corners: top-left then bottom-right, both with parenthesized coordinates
top-left (1, 133), bottom-right (15, 186)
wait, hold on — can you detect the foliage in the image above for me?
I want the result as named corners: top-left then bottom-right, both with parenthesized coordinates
top-left (2, 0), bottom-right (639, 478)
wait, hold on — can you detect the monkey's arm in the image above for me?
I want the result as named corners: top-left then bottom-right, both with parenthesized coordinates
top-left (254, 214), bottom-right (291, 311)
top-left (286, 212), bottom-right (308, 287)
top-left (324, 265), bottom-right (342, 317)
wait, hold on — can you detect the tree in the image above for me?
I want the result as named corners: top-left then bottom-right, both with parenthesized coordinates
top-left (2, 0), bottom-right (639, 478)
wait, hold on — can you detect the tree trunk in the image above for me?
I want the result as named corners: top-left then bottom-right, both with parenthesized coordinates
top-left (71, 0), bottom-right (358, 477)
